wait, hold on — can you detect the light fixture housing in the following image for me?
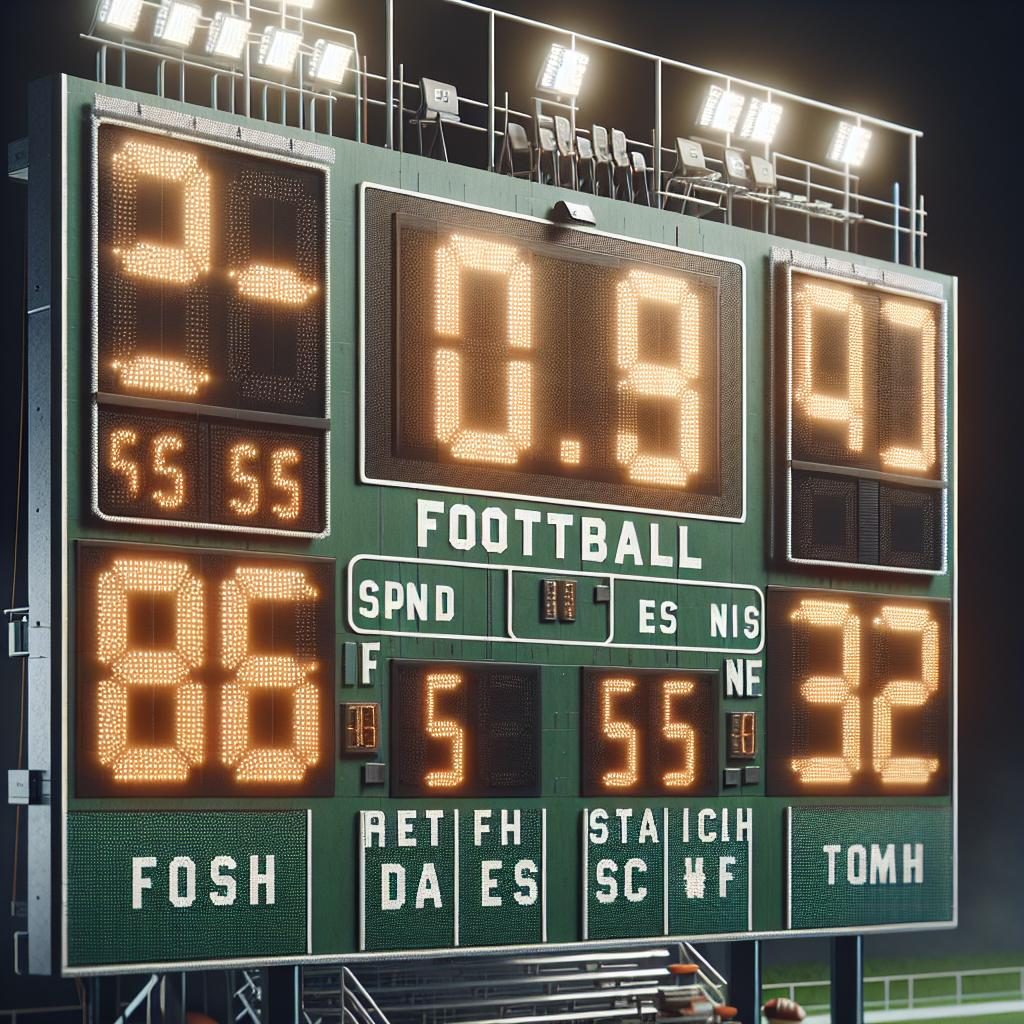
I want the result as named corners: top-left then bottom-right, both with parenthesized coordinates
top-left (153, 0), bottom-right (203, 48)
top-left (697, 85), bottom-right (746, 134)
top-left (206, 11), bottom-right (251, 60)
top-left (828, 121), bottom-right (872, 166)
top-left (97, 0), bottom-right (145, 33)
top-left (257, 25), bottom-right (304, 73)
top-left (309, 39), bottom-right (353, 86)
top-left (739, 98), bottom-right (784, 144)
top-left (536, 44), bottom-right (590, 98)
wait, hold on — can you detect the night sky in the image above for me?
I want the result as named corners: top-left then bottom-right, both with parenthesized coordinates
top-left (2, 0), bottom-right (1021, 1009)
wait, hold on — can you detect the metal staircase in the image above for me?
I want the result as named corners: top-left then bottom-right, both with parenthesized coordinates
top-left (303, 944), bottom-right (728, 1024)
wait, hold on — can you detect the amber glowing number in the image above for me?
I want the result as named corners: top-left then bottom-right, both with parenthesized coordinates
top-left (789, 598), bottom-right (940, 788)
top-left (792, 276), bottom-right (939, 474)
top-left (108, 137), bottom-right (318, 400)
top-left (423, 672), bottom-right (465, 789)
top-left (89, 552), bottom-right (327, 790)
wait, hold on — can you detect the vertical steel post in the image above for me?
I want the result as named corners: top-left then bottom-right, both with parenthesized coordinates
top-left (893, 181), bottom-right (901, 264)
top-left (729, 940), bottom-right (761, 1023)
top-left (243, 0), bottom-right (251, 117)
top-left (831, 935), bottom-right (864, 1024)
top-left (654, 59), bottom-right (662, 206)
top-left (909, 135), bottom-right (917, 267)
top-left (487, 12), bottom-right (496, 170)
top-left (385, 0), bottom-right (394, 148)
top-left (399, 63), bottom-right (405, 153)
top-left (918, 193), bottom-right (926, 268)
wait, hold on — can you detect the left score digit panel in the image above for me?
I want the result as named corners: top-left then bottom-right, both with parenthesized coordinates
top-left (92, 121), bottom-right (329, 536)
top-left (75, 540), bottom-right (335, 797)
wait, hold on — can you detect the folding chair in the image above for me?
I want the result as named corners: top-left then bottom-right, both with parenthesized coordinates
top-left (411, 78), bottom-right (460, 161)
top-left (611, 128), bottom-right (633, 202)
top-left (722, 147), bottom-right (752, 190)
top-left (536, 121), bottom-right (559, 185)
top-left (591, 124), bottom-right (615, 196)
top-left (576, 135), bottom-right (597, 194)
top-left (749, 154), bottom-right (777, 194)
top-left (554, 115), bottom-right (579, 190)
top-left (498, 121), bottom-right (535, 180)
top-left (662, 137), bottom-right (722, 216)
top-left (630, 150), bottom-right (653, 205)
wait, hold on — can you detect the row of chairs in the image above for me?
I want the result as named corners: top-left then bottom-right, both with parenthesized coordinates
top-left (410, 77), bottom-right (843, 224)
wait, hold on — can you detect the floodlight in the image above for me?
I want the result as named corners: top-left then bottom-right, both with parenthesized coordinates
top-left (97, 0), bottom-right (144, 32)
top-left (206, 11), bottom-right (251, 60)
top-left (257, 26), bottom-right (303, 73)
top-left (537, 44), bottom-right (589, 98)
top-left (828, 121), bottom-right (872, 166)
top-left (697, 85), bottom-right (746, 133)
top-left (309, 39), bottom-right (353, 86)
top-left (153, 1), bottom-right (202, 48)
top-left (739, 99), bottom-right (783, 144)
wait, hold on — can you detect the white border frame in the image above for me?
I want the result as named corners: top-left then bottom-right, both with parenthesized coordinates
top-left (780, 261), bottom-right (949, 576)
top-left (358, 182), bottom-right (749, 525)
top-left (88, 114), bottom-right (333, 540)
top-left (346, 553), bottom-right (766, 655)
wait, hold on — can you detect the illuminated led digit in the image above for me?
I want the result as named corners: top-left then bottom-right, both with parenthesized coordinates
top-left (220, 567), bottom-right (321, 783)
top-left (879, 300), bottom-right (938, 473)
top-left (792, 279), bottom-right (865, 451)
top-left (872, 605), bottom-right (940, 785)
top-left (108, 428), bottom-right (140, 496)
top-left (599, 677), bottom-right (639, 788)
top-left (95, 558), bottom-right (205, 782)
top-left (151, 432), bottom-right (186, 510)
top-left (790, 599), bottom-right (862, 784)
top-left (110, 140), bottom-right (212, 397)
top-left (661, 678), bottom-right (696, 789)
top-left (424, 672), bottom-right (465, 789)
top-left (434, 234), bottom-right (533, 465)
top-left (270, 447), bottom-right (302, 520)
top-left (614, 268), bottom-right (701, 487)
top-left (231, 264), bottom-right (318, 305)
top-left (228, 442), bottom-right (260, 517)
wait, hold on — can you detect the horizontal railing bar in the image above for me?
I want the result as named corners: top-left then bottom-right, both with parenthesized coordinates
top-left (443, 0), bottom-right (922, 135)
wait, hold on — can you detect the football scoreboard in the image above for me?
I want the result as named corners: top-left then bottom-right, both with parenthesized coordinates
top-left (22, 76), bottom-right (955, 975)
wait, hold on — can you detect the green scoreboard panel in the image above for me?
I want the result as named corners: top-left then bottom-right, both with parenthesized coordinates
top-left (26, 77), bottom-right (956, 975)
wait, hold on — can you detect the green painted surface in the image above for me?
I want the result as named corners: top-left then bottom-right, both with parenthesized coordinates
top-left (51, 75), bottom-right (957, 969)
top-left (788, 805), bottom-right (953, 928)
top-left (66, 811), bottom-right (307, 966)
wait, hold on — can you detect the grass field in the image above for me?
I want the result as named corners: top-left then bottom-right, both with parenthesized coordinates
top-left (761, 950), bottom-right (1024, 1020)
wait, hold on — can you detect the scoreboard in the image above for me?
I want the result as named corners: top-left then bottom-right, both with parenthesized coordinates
top-left (24, 77), bottom-right (956, 975)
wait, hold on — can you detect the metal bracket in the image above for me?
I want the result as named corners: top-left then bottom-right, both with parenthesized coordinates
top-left (5, 607), bottom-right (29, 657)
top-left (8, 769), bottom-right (43, 805)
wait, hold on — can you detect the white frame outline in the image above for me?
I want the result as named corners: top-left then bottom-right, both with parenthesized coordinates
top-left (580, 805), bottom-right (755, 942)
top-left (55, 82), bottom-right (957, 974)
top-left (780, 261), bottom-right (949, 576)
top-left (88, 114), bottom-right (333, 540)
top-left (346, 553), bottom-right (766, 656)
top-left (358, 182), bottom-right (749, 525)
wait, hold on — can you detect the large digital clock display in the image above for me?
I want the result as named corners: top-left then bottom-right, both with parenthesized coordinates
top-left (362, 187), bottom-right (744, 519)
top-left (92, 122), bottom-right (329, 536)
top-left (75, 540), bottom-right (335, 797)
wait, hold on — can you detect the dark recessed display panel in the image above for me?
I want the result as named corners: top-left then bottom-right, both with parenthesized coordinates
top-left (93, 121), bottom-right (328, 535)
top-left (390, 661), bottom-right (541, 798)
top-left (96, 406), bottom-right (326, 534)
top-left (780, 266), bottom-right (946, 572)
top-left (363, 187), bottom-right (744, 518)
top-left (76, 540), bottom-right (334, 797)
top-left (581, 668), bottom-right (717, 797)
top-left (766, 587), bottom-right (950, 797)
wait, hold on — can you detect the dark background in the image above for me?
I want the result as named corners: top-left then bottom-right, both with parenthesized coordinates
top-left (3, 0), bottom-right (1021, 1011)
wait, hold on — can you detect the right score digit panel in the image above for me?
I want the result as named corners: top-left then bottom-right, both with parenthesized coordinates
top-left (777, 261), bottom-right (948, 572)
top-left (766, 588), bottom-right (951, 797)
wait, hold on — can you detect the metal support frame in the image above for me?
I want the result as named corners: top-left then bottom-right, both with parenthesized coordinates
top-left (729, 939), bottom-right (762, 1022)
top-left (831, 935), bottom-right (865, 1024)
